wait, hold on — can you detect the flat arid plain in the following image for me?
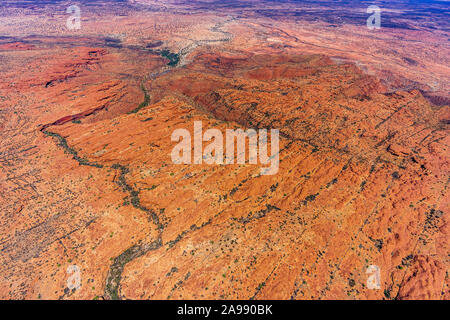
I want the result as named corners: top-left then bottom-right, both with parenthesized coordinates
top-left (0, 0), bottom-right (448, 300)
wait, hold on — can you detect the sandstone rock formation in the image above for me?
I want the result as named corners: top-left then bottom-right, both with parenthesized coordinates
top-left (0, 0), bottom-right (447, 300)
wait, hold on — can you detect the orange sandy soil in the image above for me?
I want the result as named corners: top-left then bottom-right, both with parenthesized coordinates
top-left (0, 0), bottom-right (448, 300)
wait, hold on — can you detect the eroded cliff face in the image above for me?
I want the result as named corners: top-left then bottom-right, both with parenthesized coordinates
top-left (0, 1), bottom-right (448, 300)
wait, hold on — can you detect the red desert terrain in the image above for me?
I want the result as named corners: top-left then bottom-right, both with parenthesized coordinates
top-left (0, 0), bottom-right (448, 300)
